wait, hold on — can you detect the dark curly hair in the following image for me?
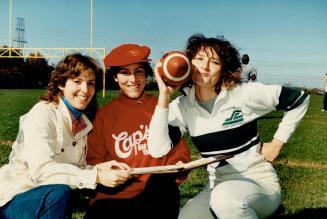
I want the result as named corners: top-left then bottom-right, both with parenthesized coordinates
top-left (185, 33), bottom-right (242, 94)
top-left (40, 53), bottom-right (101, 121)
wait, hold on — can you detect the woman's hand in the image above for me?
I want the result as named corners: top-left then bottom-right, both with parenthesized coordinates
top-left (154, 61), bottom-right (181, 108)
top-left (96, 160), bottom-right (130, 171)
top-left (260, 138), bottom-right (284, 162)
top-left (175, 160), bottom-right (185, 168)
top-left (96, 160), bottom-right (131, 187)
top-left (174, 161), bottom-right (190, 185)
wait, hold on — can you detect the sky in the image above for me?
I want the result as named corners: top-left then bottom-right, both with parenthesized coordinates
top-left (0, 0), bottom-right (327, 89)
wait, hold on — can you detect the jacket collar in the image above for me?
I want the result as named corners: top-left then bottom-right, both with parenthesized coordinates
top-left (57, 98), bottom-right (93, 140)
top-left (183, 85), bottom-right (228, 105)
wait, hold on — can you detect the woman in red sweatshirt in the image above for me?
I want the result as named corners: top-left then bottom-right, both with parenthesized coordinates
top-left (84, 43), bottom-right (191, 219)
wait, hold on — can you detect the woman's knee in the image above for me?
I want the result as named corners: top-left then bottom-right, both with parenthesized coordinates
top-left (46, 184), bottom-right (71, 204)
top-left (210, 186), bottom-right (243, 218)
top-left (209, 181), bottom-right (280, 219)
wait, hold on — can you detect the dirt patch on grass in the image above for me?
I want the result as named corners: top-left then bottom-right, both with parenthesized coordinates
top-left (275, 159), bottom-right (327, 170)
top-left (0, 140), bottom-right (13, 145)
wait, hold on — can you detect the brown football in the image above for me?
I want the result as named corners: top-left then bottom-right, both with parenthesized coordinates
top-left (158, 51), bottom-right (191, 86)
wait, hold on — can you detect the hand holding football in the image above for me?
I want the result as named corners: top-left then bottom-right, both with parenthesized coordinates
top-left (157, 51), bottom-right (191, 86)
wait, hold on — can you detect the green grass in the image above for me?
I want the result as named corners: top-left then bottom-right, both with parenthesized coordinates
top-left (1, 89), bottom-right (327, 218)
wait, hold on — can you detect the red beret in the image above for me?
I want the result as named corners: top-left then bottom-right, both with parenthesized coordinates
top-left (104, 44), bottom-right (151, 67)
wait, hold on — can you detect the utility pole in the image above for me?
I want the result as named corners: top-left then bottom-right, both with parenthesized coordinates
top-left (90, 0), bottom-right (93, 56)
top-left (14, 17), bottom-right (27, 48)
top-left (9, 0), bottom-right (12, 55)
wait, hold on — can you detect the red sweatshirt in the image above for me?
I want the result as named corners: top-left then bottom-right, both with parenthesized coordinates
top-left (87, 93), bottom-right (191, 200)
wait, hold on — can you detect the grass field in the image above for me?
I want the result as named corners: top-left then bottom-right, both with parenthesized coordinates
top-left (1, 89), bottom-right (327, 218)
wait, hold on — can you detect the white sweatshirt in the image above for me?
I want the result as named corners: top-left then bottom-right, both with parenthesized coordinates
top-left (148, 82), bottom-right (309, 175)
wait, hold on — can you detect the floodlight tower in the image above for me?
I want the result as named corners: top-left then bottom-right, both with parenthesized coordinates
top-left (13, 17), bottom-right (27, 48)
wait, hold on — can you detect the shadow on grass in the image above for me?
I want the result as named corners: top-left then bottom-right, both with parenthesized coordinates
top-left (270, 206), bottom-right (327, 219)
top-left (71, 189), bottom-right (95, 218)
top-left (260, 115), bottom-right (283, 120)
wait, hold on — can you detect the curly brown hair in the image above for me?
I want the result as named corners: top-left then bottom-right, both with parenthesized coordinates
top-left (40, 53), bottom-right (101, 120)
top-left (184, 33), bottom-right (242, 94)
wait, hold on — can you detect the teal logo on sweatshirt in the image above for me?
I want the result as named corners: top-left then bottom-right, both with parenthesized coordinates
top-left (223, 109), bottom-right (244, 126)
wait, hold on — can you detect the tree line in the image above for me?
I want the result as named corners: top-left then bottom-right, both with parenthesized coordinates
top-left (0, 46), bottom-right (158, 90)
top-left (0, 47), bottom-right (54, 89)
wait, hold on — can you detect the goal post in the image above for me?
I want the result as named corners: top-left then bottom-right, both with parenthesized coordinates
top-left (0, 47), bottom-right (108, 97)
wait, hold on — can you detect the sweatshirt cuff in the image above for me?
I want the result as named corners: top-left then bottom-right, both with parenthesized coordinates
top-left (76, 168), bottom-right (97, 189)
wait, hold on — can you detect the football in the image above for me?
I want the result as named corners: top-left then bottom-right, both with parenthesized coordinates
top-left (158, 51), bottom-right (191, 86)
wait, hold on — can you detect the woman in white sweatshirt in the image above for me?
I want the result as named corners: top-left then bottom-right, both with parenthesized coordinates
top-left (0, 54), bottom-right (130, 219)
top-left (148, 34), bottom-right (310, 219)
